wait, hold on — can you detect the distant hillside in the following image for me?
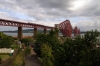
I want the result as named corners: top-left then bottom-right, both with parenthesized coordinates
top-left (0, 29), bottom-right (87, 34)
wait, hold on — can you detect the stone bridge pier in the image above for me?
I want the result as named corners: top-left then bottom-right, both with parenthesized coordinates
top-left (17, 27), bottom-right (49, 40)
top-left (18, 27), bottom-right (22, 40)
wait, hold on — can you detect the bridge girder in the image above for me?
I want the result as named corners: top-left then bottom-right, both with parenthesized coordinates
top-left (59, 20), bottom-right (80, 37)
top-left (0, 18), bottom-right (53, 29)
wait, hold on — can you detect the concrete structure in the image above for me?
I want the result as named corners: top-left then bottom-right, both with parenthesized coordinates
top-left (44, 28), bottom-right (47, 35)
top-left (18, 27), bottom-right (22, 40)
top-left (34, 28), bottom-right (37, 36)
top-left (55, 24), bottom-right (59, 37)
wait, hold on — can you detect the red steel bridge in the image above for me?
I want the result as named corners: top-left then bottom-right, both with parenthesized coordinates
top-left (0, 18), bottom-right (80, 40)
top-left (0, 18), bottom-right (53, 40)
top-left (59, 20), bottom-right (80, 37)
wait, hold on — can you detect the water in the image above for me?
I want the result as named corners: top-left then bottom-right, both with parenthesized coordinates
top-left (3, 33), bottom-right (33, 37)
top-left (3, 33), bottom-right (84, 37)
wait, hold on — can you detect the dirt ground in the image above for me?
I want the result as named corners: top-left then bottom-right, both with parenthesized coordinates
top-left (25, 48), bottom-right (42, 66)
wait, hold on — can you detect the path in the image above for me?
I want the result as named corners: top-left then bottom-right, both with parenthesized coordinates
top-left (25, 48), bottom-right (42, 66)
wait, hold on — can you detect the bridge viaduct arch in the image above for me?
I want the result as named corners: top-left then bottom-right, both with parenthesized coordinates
top-left (0, 19), bottom-right (54, 40)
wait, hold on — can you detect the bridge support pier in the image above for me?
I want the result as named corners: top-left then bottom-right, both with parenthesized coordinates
top-left (55, 24), bottom-right (59, 37)
top-left (34, 28), bottom-right (37, 36)
top-left (44, 28), bottom-right (46, 34)
top-left (51, 28), bottom-right (53, 31)
top-left (18, 27), bottom-right (22, 40)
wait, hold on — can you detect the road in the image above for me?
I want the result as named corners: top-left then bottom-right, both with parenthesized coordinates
top-left (25, 48), bottom-right (42, 66)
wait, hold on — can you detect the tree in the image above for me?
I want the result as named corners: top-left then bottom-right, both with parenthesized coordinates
top-left (83, 30), bottom-right (100, 48)
top-left (21, 37), bottom-right (33, 46)
top-left (0, 37), bottom-right (14, 48)
top-left (34, 34), bottom-right (48, 57)
top-left (24, 47), bottom-right (31, 56)
top-left (34, 30), bottom-right (60, 57)
top-left (34, 30), bottom-right (100, 66)
top-left (41, 43), bottom-right (54, 66)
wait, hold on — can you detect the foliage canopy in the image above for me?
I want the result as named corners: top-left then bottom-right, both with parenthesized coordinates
top-left (34, 30), bottom-right (100, 66)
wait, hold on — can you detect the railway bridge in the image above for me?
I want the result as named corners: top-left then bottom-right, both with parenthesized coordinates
top-left (0, 19), bottom-right (54, 40)
top-left (0, 19), bottom-right (80, 40)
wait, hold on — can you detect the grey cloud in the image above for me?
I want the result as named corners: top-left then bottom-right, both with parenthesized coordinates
top-left (12, 0), bottom-right (73, 20)
top-left (34, 0), bottom-right (72, 9)
top-left (1, 0), bottom-right (100, 17)
top-left (76, 0), bottom-right (100, 16)
top-left (0, 0), bottom-right (100, 31)
top-left (79, 26), bottom-right (100, 31)
top-left (75, 17), bottom-right (100, 31)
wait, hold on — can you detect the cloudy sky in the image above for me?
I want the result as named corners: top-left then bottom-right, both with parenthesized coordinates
top-left (0, 0), bottom-right (100, 31)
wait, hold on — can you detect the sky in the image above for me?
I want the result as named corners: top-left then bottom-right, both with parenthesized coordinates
top-left (0, 0), bottom-right (100, 31)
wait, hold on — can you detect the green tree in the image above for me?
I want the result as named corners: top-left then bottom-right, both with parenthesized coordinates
top-left (34, 30), bottom-right (60, 57)
top-left (41, 43), bottom-right (54, 66)
top-left (0, 37), bottom-right (14, 48)
top-left (21, 37), bottom-right (33, 46)
top-left (34, 30), bottom-right (100, 66)
top-left (83, 30), bottom-right (100, 48)
top-left (34, 34), bottom-right (47, 57)
top-left (64, 30), bottom-right (100, 66)
top-left (24, 47), bottom-right (31, 56)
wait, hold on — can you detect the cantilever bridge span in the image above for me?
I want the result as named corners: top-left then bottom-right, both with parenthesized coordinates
top-left (59, 20), bottom-right (80, 37)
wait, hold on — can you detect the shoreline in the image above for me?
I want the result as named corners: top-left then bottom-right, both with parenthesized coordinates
top-left (14, 36), bottom-right (33, 38)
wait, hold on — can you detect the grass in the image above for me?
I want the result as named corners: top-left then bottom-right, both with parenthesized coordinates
top-left (12, 44), bottom-right (20, 49)
top-left (9, 51), bottom-right (24, 66)
top-left (0, 54), bottom-right (11, 61)
top-left (15, 52), bottom-right (24, 63)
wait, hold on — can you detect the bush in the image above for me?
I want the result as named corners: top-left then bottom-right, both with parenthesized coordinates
top-left (24, 47), bottom-right (31, 56)
top-left (22, 60), bottom-right (25, 66)
top-left (21, 37), bottom-right (33, 46)
top-left (34, 31), bottom-right (60, 58)
top-left (41, 43), bottom-right (54, 66)
top-left (34, 30), bottom-right (100, 66)
top-left (0, 37), bottom-right (14, 48)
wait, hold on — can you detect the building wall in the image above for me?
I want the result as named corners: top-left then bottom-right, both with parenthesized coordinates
top-left (0, 48), bottom-right (14, 53)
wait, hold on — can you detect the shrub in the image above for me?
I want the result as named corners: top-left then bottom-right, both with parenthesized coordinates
top-left (24, 47), bottom-right (31, 56)
top-left (41, 43), bottom-right (54, 66)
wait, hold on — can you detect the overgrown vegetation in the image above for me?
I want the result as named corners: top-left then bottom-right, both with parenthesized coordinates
top-left (0, 54), bottom-right (11, 61)
top-left (7, 48), bottom-right (25, 66)
top-left (0, 32), bottom-right (15, 48)
top-left (34, 30), bottom-right (100, 66)
top-left (0, 32), bottom-right (17, 65)
top-left (0, 32), bottom-right (25, 66)
top-left (24, 47), bottom-right (31, 56)
top-left (21, 37), bottom-right (33, 46)
top-left (41, 43), bottom-right (54, 66)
